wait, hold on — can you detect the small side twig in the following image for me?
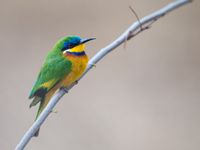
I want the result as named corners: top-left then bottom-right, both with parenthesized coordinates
top-left (129, 6), bottom-right (143, 30)
top-left (124, 6), bottom-right (144, 48)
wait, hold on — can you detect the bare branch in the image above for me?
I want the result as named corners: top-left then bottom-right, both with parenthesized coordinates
top-left (15, 0), bottom-right (192, 149)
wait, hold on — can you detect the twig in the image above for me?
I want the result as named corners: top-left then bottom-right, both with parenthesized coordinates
top-left (124, 6), bottom-right (143, 49)
top-left (15, 0), bottom-right (192, 149)
top-left (129, 6), bottom-right (143, 30)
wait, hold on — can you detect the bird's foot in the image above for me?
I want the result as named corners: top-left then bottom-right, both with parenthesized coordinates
top-left (51, 110), bottom-right (58, 114)
top-left (60, 87), bottom-right (68, 93)
top-left (74, 80), bottom-right (78, 85)
top-left (91, 63), bottom-right (96, 67)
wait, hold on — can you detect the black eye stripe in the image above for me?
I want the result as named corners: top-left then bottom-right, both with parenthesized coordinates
top-left (61, 44), bottom-right (75, 51)
top-left (69, 44), bottom-right (75, 48)
top-left (61, 39), bottom-right (81, 51)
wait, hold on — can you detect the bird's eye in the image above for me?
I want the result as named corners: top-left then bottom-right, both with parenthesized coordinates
top-left (61, 43), bottom-right (74, 51)
top-left (68, 44), bottom-right (73, 49)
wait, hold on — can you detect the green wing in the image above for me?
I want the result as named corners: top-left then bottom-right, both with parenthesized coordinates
top-left (29, 53), bottom-right (72, 99)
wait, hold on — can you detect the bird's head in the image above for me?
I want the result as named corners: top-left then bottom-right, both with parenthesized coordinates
top-left (54, 36), bottom-right (95, 55)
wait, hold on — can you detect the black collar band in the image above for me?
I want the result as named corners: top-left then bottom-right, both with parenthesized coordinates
top-left (67, 51), bottom-right (86, 56)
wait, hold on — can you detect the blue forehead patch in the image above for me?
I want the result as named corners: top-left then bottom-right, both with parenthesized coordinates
top-left (62, 36), bottom-right (81, 50)
top-left (69, 36), bottom-right (81, 44)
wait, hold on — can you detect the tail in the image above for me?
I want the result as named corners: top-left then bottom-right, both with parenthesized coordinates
top-left (33, 88), bottom-right (57, 137)
top-left (33, 99), bottom-right (45, 137)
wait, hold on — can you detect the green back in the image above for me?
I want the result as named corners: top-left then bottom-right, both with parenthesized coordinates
top-left (29, 38), bottom-right (74, 98)
top-left (29, 36), bottom-right (82, 98)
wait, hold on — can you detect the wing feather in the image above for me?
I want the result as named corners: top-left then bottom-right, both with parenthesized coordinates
top-left (29, 54), bottom-right (72, 99)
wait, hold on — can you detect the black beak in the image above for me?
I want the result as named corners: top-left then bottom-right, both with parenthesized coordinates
top-left (80, 38), bottom-right (96, 44)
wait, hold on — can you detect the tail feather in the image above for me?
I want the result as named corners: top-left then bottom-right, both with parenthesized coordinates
top-left (33, 99), bottom-right (44, 137)
top-left (32, 87), bottom-right (58, 137)
top-left (34, 128), bottom-right (40, 137)
top-left (29, 96), bottom-right (42, 108)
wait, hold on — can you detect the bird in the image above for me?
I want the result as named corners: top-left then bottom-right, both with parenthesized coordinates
top-left (29, 36), bottom-right (95, 137)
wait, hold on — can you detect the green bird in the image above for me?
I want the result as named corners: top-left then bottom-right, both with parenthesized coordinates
top-left (29, 36), bottom-right (95, 136)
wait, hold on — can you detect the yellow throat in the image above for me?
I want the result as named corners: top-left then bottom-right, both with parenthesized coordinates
top-left (69, 44), bottom-right (85, 53)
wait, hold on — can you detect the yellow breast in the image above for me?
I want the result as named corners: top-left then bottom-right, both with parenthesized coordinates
top-left (61, 54), bottom-right (88, 87)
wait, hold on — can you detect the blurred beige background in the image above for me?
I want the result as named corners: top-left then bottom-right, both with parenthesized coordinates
top-left (0, 0), bottom-right (199, 150)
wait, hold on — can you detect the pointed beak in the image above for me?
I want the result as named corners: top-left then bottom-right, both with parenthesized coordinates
top-left (80, 38), bottom-right (96, 44)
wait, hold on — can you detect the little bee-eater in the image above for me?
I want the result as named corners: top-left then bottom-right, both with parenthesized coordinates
top-left (29, 36), bottom-right (95, 136)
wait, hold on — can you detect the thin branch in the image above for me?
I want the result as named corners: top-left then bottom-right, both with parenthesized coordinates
top-left (124, 6), bottom-right (143, 48)
top-left (15, 0), bottom-right (192, 149)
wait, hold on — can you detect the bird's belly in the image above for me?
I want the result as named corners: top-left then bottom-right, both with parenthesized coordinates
top-left (61, 56), bottom-right (88, 87)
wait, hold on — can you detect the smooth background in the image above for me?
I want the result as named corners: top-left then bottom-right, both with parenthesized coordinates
top-left (0, 0), bottom-right (199, 150)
